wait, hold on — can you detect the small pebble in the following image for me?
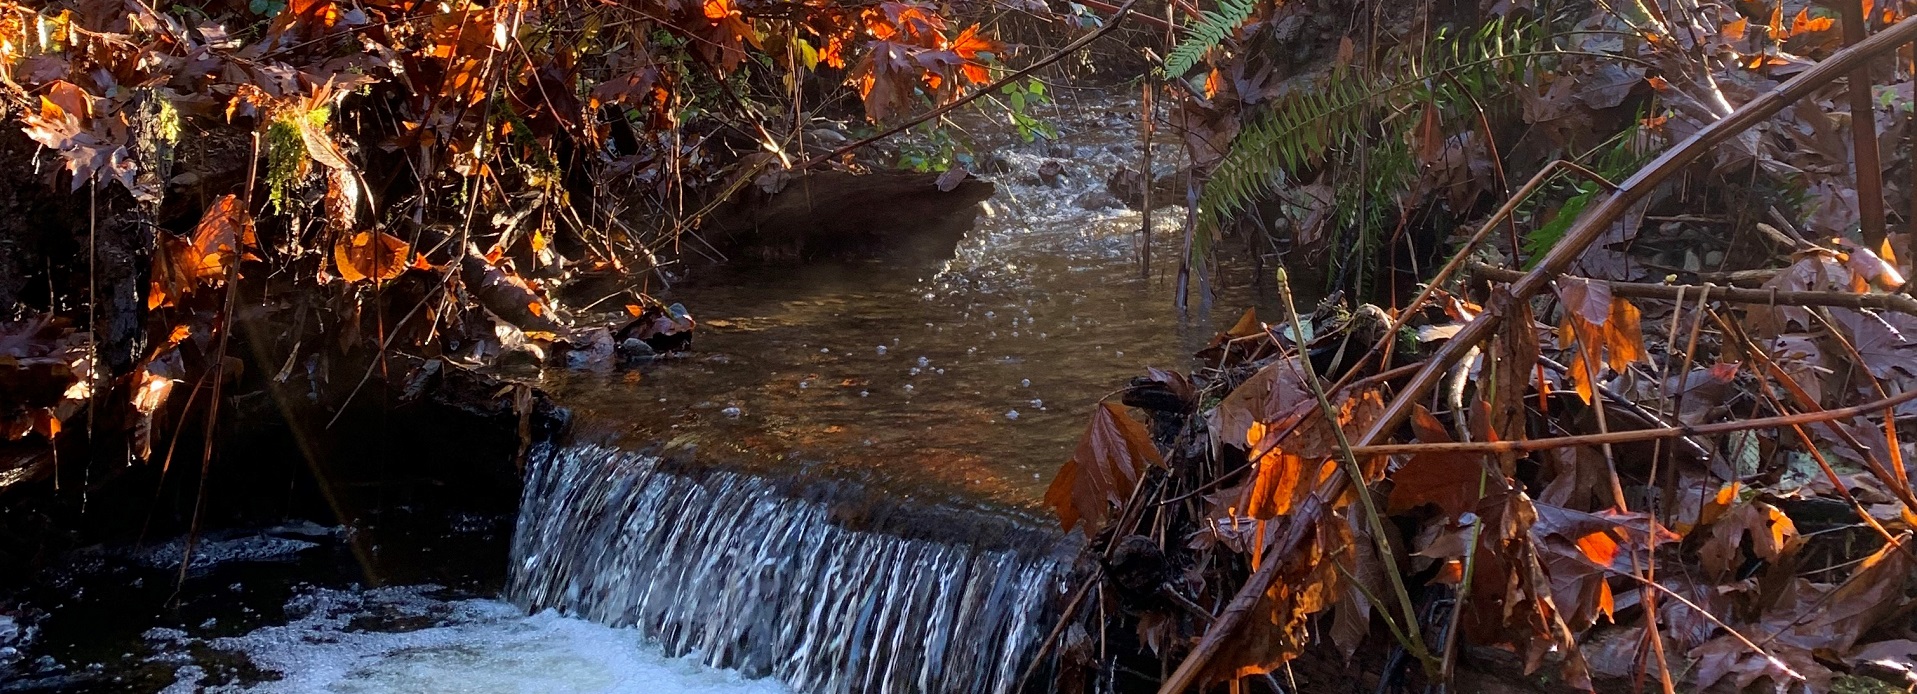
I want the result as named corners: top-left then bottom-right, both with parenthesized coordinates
top-left (820, 347), bottom-right (830, 353)
top-left (1021, 379), bottom-right (1032, 387)
top-left (917, 356), bottom-right (929, 367)
top-left (909, 367), bottom-right (922, 375)
top-left (877, 345), bottom-right (888, 355)
top-left (903, 384), bottom-right (915, 392)
top-left (860, 390), bottom-right (870, 397)
top-left (722, 406), bottom-right (743, 418)
top-left (1030, 399), bottom-right (1044, 409)
top-left (1005, 409), bottom-right (1021, 420)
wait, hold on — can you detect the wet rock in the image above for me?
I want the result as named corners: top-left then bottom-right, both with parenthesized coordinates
top-left (975, 152), bottom-right (1015, 175)
top-left (1045, 142), bottom-right (1074, 158)
top-left (618, 338), bottom-right (656, 364)
top-left (1106, 165), bottom-right (1189, 210)
top-left (614, 303), bottom-right (695, 354)
top-left (1072, 190), bottom-right (1121, 211)
top-left (699, 170), bottom-right (994, 262)
top-left (1106, 535), bottom-right (1168, 601)
top-left (1038, 160), bottom-right (1066, 186)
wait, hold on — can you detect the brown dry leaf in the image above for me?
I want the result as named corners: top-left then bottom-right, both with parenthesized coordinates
top-left (1556, 276), bottom-right (1646, 403)
top-left (1386, 405), bottom-right (1498, 519)
top-left (1244, 444), bottom-right (1327, 520)
top-left (1764, 538), bottom-right (1914, 655)
top-left (1045, 403), bottom-right (1165, 535)
top-left (1834, 238), bottom-right (1906, 291)
top-left (1329, 506), bottom-right (1385, 659)
top-left (1698, 499), bottom-right (1800, 580)
top-left (1204, 517), bottom-right (1341, 683)
top-left (1828, 308), bottom-right (1917, 380)
top-left (1769, 334), bottom-right (1830, 405)
top-left (1485, 290), bottom-right (1540, 448)
top-left (1689, 637), bottom-right (1825, 693)
top-left (1529, 504), bottom-right (1676, 630)
top-left (1208, 357), bottom-right (1313, 458)
top-left (1751, 253), bottom-right (1850, 335)
top-left (333, 230), bottom-right (410, 283)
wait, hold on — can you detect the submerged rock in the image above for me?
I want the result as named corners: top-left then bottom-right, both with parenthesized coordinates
top-left (698, 170), bottom-right (995, 263)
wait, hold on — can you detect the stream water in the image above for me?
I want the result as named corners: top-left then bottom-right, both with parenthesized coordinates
top-left (3, 93), bottom-right (1275, 693)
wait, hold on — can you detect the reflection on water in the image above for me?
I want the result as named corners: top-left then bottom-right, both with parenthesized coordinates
top-left (545, 97), bottom-right (1275, 509)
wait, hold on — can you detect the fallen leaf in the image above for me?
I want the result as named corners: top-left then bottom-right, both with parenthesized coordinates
top-left (332, 230), bottom-right (409, 283)
top-left (1046, 403), bottom-right (1165, 535)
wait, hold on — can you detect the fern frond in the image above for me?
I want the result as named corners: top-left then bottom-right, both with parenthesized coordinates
top-left (1197, 75), bottom-right (1374, 227)
top-left (1160, 0), bottom-right (1256, 78)
top-left (1195, 18), bottom-right (1545, 231)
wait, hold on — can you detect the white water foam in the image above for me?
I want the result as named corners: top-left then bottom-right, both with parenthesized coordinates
top-left (169, 585), bottom-right (788, 693)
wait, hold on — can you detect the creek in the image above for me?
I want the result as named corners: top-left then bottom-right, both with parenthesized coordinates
top-left (2, 93), bottom-right (1275, 694)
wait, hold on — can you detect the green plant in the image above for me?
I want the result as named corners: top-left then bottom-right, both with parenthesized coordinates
top-left (896, 123), bottom-right (962, 172)
top-left (1520, 126), bottom-right (1646, 264)
top-left (264, 109), bottom-right (315, 213)
top-left (1192, 18), bottom-right (1545, 293)
top-left (1160, 0), bottom-right (1257, 79)
top-left (999, 78), bottom-right (1056, 143)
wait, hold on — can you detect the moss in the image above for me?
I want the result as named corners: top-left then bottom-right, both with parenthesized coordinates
top-left (1831, 674), bottom-right (1906, 694)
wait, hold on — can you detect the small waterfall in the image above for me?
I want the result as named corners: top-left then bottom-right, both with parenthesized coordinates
top-left (508, 444), bottom-right (1065, 694)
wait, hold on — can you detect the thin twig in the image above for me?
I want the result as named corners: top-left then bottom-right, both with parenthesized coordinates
top-left (1348, 385), bottom-right (1917, 456)
top-left (1468, 263), bottom-right (1917, 314)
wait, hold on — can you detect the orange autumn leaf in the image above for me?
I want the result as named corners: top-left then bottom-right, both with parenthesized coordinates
top-left (187, 195), bottom-right (258, 281)
top-left (1555, 276), bottom-right (1647, 403)
top-left (1788, 7), bottom-right (1834, 36)
top-left (333, 230), bottom-right (409, 283)
top-left (949, 24), bottom-right (997, 84)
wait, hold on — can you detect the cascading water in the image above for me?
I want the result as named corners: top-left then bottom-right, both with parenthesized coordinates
top-left (508, 443), bottom-right (1067, 694)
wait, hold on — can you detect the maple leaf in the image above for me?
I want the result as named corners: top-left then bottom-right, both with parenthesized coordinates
top-left (1045, 403), bottom-right (1165, 535)
top-left (1204, 517), bottom-right (1341, 683)
top-left (948, 24), bottom-right (998, 84)
top-left (1208, 356), bottom-right (1313, 459)
top-left (1529, 504), bottom-right (1677, 629)
top-left (1833, 237), bottom-right (1907, 291)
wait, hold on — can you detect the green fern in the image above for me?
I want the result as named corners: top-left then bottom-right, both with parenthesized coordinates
top-left (1160, 0), bottom-right (1256, 78)
top-left (1190, 18), bottom-right (1547, 292)
top-left (1198, 75), bottom-right (1373, 227)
